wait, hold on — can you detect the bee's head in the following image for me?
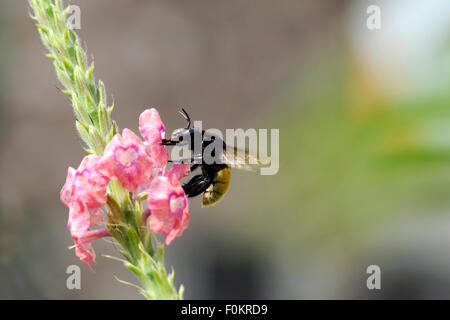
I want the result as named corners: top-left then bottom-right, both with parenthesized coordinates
top-left (171, 127), bottom-right (190, 143)
top-left (169, 108), bottom-right (194, 146)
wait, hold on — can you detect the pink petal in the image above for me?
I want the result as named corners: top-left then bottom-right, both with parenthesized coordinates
top-left (139, 109), bottom-right (169, 168)
top-left (99, 129), bottom-right (153, 192)
top-left (147, 171), bottom-right (190, 245)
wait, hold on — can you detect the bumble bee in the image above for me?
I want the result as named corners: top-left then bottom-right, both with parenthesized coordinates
top-left (162, 109), bottom-right (262, 207)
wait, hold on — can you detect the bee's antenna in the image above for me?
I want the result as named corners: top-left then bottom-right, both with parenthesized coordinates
top-left (179, 108), bottom-right (191, 129)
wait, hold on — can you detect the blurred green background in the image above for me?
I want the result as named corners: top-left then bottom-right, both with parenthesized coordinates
top-left (1, 0), bottom-right (450, 299)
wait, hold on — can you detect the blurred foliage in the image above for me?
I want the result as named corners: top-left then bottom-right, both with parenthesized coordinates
top-left (236, 39), bottom-right (450, 254)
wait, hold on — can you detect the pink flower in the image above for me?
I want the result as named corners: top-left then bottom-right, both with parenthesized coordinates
top-left (73, 228), bottom-right (110, 269)
top-left (61, 108), bottom-right (192, 267)
top-left (168, 163), bottom-right (191, 180)
top-left (139, 108), bottom-right (169, 168)
top-left (60, 155), bottom-right (109, 209)
top-left (61, 155), bottom-right (110, 268)
top-left (68, 201), bottom-right (109, 268)
top-left (147, 164), bottom-right (190, 245)
top-left (99, 128), bottom-right (153, 192)
top-left (74, 240), bottom-right (96, 268)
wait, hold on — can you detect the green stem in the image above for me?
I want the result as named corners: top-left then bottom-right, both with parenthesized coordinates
top-left (29, 0), bottom-right (182, 300)
top-left (29, 0), bottom-right (116, 155)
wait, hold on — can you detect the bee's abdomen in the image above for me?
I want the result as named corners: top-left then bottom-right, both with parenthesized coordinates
top-left (202, 167), bottom-right (232, 207)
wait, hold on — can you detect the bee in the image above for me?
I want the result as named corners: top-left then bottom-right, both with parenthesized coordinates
top-left (162, 109), bottom-right (262, 207)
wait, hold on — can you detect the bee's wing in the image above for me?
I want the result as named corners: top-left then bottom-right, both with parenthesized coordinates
top-left (221, 147), bottom-right (264, 171)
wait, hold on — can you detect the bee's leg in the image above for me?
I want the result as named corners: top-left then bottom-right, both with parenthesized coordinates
top-left (168, 157), bottom-right (196, 164)
top-left (182, 174), bottom-right (212, 198)
top-left (168, 158), bottom-right (194, 163)
top-left (190, 164), bottom-right (200, 172)
top-left (161, 139), bottom-right (181, 145)
top-left (168, 154), bottom-right (202, 164)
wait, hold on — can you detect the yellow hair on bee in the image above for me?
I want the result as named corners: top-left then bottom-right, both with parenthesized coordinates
top-left (202, 167), bottom-right (232, 207)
